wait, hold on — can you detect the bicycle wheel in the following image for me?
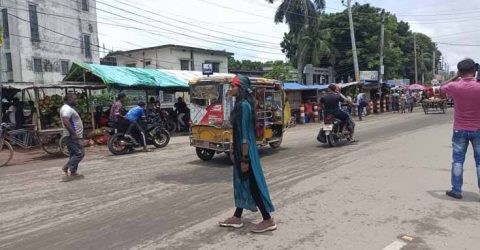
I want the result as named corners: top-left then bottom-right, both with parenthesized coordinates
top-left (0, 141), bottom-right (14, 167)
top-left (39, 134), bottom-right (61, 155)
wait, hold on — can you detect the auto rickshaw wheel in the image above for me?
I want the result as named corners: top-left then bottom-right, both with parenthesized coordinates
top-left (196, 147), bottom-right (215, 161)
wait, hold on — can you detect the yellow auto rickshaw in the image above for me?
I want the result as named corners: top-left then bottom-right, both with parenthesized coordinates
top-left (189, 76), bottom-right (287, 163)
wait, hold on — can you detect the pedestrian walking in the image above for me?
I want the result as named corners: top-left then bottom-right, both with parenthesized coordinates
top-left (60, 93), bottom-right (85, 182)
top-left (392, 92), bottom-right (400, 112)
top-left (219, 75), bottom-right (276, 233)
top-left (406, 91), bottom-right (414, 113)
top-left (356, 91), bottom-right (368, 121)
top-left (440, 58), bottom-right (480, 199)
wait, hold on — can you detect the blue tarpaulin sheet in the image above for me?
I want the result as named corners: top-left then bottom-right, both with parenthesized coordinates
top-left (283, 83), bottom-right (329, 91)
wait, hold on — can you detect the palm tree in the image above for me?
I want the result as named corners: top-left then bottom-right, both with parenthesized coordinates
top-left (268, 1), bottom-right (332, 83)
top-left (295, 17), bottom-right (334, 82)
top-left (266, 0), bottom-right (326, 34)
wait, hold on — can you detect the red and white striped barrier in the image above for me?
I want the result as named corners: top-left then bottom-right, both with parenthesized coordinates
top-left (313, 105), bottom-right (319, 123)
top-left (299, 106), bottom-right (305, 124)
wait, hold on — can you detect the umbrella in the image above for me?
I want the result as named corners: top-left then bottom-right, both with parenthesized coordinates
top-left (406, 83), bottom-right (426, 91)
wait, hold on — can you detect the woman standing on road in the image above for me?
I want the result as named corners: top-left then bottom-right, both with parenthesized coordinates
top-left (219, 75), bottom-right (276, 233)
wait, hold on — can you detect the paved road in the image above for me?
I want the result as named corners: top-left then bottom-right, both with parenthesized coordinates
top-left (1, 111), bottom-right (479, 250)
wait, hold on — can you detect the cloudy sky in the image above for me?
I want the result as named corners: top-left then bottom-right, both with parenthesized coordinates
top-left (97, 0), bottom-right (480, 71)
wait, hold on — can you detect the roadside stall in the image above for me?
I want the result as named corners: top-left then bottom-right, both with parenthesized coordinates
top-left (28, 84), bottom-right (105, 155)
top-left (189, 76), bottom-right (286, 163)
top-left (0, 82), bottom-right (104, 157)
top-left (283, 83), bottom-right (329, 124)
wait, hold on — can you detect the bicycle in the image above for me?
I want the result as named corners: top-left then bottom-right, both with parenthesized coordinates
top-left (0, 123), bottom-right (14, 167)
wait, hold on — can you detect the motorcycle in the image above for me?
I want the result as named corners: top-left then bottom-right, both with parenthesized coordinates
top-left (149, 108), bottom-right (176, 135)
top-left (108, 116), bottom-right (170, 155)
top-left (317, 107), bottom-right (355, 147)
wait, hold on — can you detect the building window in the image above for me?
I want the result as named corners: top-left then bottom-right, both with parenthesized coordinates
top-left (61, 60), bottom-right (69, 75)
top-left (82, 34), bottom-right (91, 58)
top-left (145, 61), bottom-right (151, 66)
top-left (28, 4), bottom-right (40, 42)
top-left (212, 62), bottom-right (220, 73)
top-left (2, 9), bottom-right (9, 39)
top-left (125, 63), bottom-right (136, 67)
top-left (81, 0), bottom-right (89, 11)
top-left (33, 58), bottom-right (42, 73)
top-left (5, 53), bottom-right (12, 72)
top-left (180, 60), bottom-right (190, 71)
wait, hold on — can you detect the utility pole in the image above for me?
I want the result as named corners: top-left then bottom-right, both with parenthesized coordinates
top-left (343, 0), bottom-right (360, 82)
top-left (378, 10), bottom-right (385, 97)
top-left (413, 33), bottom-right (418, 84)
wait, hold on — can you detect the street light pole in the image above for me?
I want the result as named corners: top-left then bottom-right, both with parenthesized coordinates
top-left (343, 0), bottom-right (360, 82)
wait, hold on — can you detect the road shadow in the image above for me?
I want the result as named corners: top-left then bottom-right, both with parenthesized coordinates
top-left (316, 140), bottom-right (358, 149)
top-left (186, 154), bottom-right (232, 169)
top-left (258, 146), bottom-right (288, 157)
top-left (427, 190), bottom-right (479, 203)
top-left (30, 153), bottom-right (66, 161)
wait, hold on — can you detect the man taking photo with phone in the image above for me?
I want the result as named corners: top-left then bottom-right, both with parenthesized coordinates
top-left (440, 58), bottom-right (480, 200)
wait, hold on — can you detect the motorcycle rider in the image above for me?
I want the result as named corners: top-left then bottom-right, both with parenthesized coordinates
top-left (320, 84), bottom-right (356, 141)
top-left (125, 101), bottom-right (149, 152)
top-left (174, 97), bottom-right (189, 128)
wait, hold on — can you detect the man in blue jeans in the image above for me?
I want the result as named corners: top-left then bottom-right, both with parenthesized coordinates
top-left (440, 58), bottom-right (480, 199)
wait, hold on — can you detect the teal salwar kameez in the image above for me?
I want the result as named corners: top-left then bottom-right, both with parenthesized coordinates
top-left (231, 100), bottom-right (275, 216)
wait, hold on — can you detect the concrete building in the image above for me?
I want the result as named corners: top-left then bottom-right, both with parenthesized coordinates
top-left (106, 45), bottom-right (232, 73)
top-left (0, 0), bottom-right (100, 84)
top-left (303, 64), bottom-right (336, 85)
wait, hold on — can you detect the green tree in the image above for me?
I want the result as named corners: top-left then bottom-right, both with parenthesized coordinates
top-left (263, 61), bottom-right (295, 81)
top-left (278, 3), bottom-right (442, 83)
top-left (267, 0), bottom-right (326, 34)
top-left (227, 56), bottom-right (265, 72)
top-left (268, 0), bottom-right (329, 82)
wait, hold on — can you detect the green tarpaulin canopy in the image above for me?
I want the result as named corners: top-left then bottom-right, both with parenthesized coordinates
top-left (63, 62), bottom-right (190, 91)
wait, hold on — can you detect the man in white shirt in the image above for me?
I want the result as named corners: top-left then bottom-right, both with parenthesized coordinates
top-left (6, 98), bottom-right (19, 125)
top-left (60, 93), bottom-right (85, 181)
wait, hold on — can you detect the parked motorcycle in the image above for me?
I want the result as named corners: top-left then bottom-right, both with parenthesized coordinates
top-left (108, 116), bottom-right (170, 155)
top-left (150, 108), bottom-right (176, 135)
top-left (317, 108), bottom-right (355, 147)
